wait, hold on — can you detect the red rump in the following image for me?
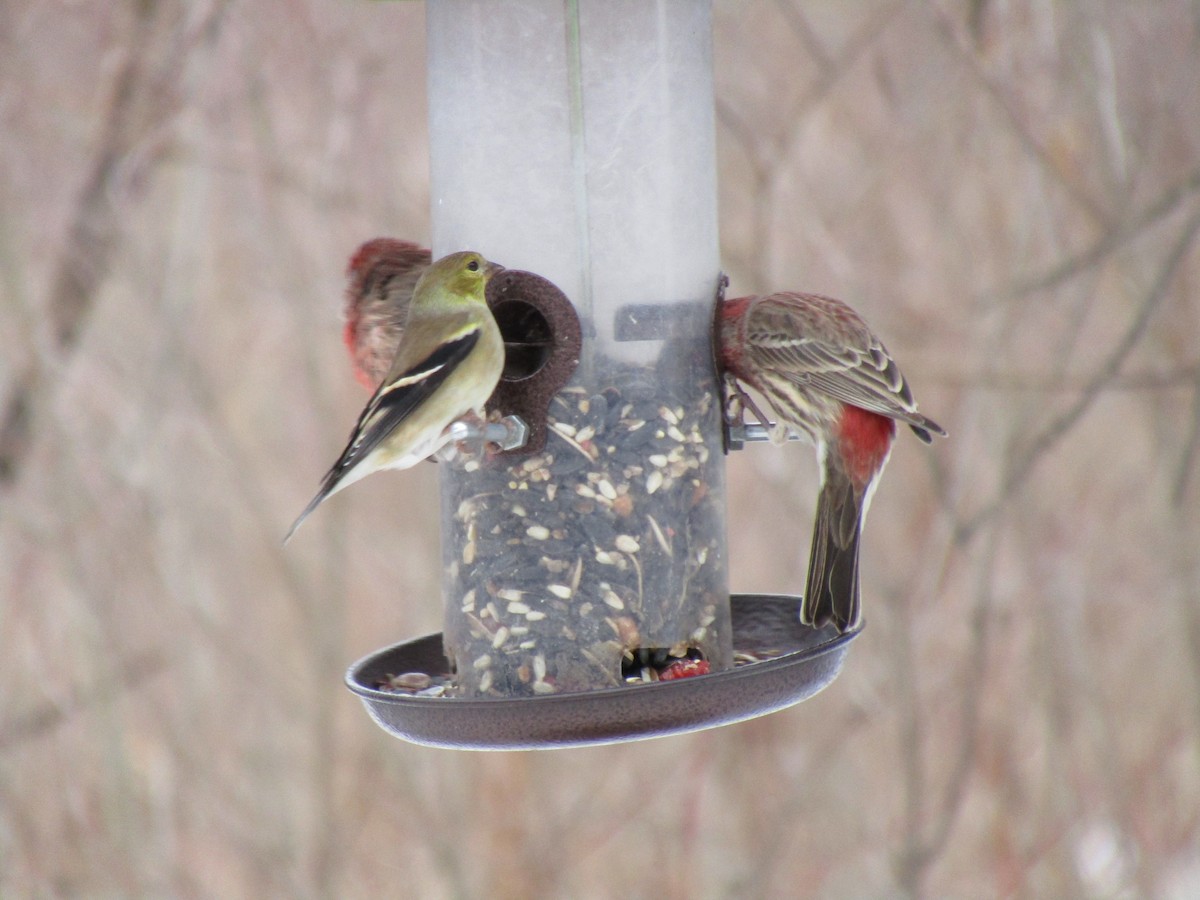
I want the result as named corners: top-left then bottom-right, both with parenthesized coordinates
top-left (837, 405), bottom-right (895, 487)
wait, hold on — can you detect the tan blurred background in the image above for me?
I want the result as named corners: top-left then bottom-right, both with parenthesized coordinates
top-left (3, 1), bottom-right (1199, 896)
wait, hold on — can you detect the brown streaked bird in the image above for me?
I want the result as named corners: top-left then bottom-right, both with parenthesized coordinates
top-left (717, 289), bottom-right (945, 632)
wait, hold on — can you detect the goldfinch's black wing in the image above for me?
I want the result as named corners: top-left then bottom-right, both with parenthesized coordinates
top-left (283, 326), bottom-right (480, 543)
top-left (337, 326), bottom-right (481, 470)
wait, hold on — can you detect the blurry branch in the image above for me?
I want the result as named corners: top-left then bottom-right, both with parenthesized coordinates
top-left (930, 360), bottom-right (1200, 393)
top-left (966, 0), bottom-right (991, 44)
top-left (772, 0), bottom-right (833, 69)
top-left (0, 0), bottom-right (229, 486)
top-left (985, 166), bottom-right (1200, 304)
top-left (1172, 366), bottom-right (1200, 507)
top-left (893, 586), bottom-right (924, 898)
top-left (718, 1), bottom-right (904, 174)
top-left (342, 747), bottom-right (473, 900)
top-left (1170, 495), bottom-right (1200, 749)
top-left (896, 528), bottom-right (999, 894)
top-left (164, 271), bottom-right (355, 895)
top-left (716, 100), bottom-right (770, 184)
top-left (957, 204), bottom-right (1200, 543)
top-left (926, 1), bottom-right (1107, 225)
top-left (768, 2), bottom-right (906, 167)
top-left (177, 348), bottom-right (332, 659)
top-left (716, 1), bottom-right (905, 284)
top-left (0, 651), bottom-right (167, 752)
top-left (730, 712), bottom-right (873, 896)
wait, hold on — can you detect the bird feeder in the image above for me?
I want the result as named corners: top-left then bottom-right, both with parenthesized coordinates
top-left (346, 0), bottom-right (859, 748)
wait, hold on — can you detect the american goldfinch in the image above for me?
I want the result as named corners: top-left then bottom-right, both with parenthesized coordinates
top-left (343, 238), bottom-right (431, 392)
top-left (717, 289), bottom-right (946, 632)
top-left (286, 250), bottom-right (505, 543)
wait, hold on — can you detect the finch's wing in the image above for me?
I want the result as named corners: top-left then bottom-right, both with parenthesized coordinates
top-left (334, 325), bottom-right (481, 473)
top-left (784, 338), bottom-right (910, 415)
top-left (802, 343), bottom-right (946, 441)
top-left (748, 300), bottom-right (905, 413)
top-left (775, 339), bottom-right (945, 441)
top-left (750, 294), bottom-right (945, 440)
top-left (283, 325), bottom-right (481, 544)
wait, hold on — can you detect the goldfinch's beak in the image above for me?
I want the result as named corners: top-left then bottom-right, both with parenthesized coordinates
top-left (484, 260), bottom-right (505, 279)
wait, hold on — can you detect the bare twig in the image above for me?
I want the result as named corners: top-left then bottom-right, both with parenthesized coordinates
top-left (894, 586), bottom-right (926, 898)
top-left (0, 651), bottom-right (167, 752)
top-left (986, 166), bottom-right (1200, 304)
top-left (714, 97), bottom-right (770, 184)
top-left (716, 1), bottom-right (907, 290)
top-left (0, 0), bottom-right (231, 486)
top-left (925, 0), bottom-right (1108, 224)
top-left (1172, 367), bottom-right (1200, 507)
top-left (928, 360), bottom-right (1200, 393)
top-left (773, 0), bottom-right (834, 69)
top-left (769, 1), bottom-right (907, 171)
top-left (958, 205), bottom-right (1200, 541)
top-left (901, 528), bottom-right (999, 891)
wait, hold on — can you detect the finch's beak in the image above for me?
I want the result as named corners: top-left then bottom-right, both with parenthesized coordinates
top-left (484, 260), bottom-right (505, 280)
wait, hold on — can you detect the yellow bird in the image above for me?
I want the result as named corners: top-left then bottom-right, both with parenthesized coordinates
top-left (286, 250), bottom-right (504, 543)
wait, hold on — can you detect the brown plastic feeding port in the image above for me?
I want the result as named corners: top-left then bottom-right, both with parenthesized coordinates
top-left (346, 594), bottom-right (860, 750)
top-left (484, 269), bottom-right (582, 456)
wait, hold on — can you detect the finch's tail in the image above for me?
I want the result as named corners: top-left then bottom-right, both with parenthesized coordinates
top-left (801, 466), bottom-right (863, 633)
top-left (283, 487), bottom-right (328, 545)
top-left (283, 465), bottom-right (346, 545)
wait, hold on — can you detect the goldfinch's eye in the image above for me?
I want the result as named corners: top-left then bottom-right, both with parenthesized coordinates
top-left (467, 259), bottom-right (480, 272)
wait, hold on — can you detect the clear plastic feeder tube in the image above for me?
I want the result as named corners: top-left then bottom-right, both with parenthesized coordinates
top-left (429, 0), bottom-right (729, 696)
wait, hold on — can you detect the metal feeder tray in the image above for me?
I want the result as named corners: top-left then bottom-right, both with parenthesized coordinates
top-left (346, 593), bottom-right (860, 750)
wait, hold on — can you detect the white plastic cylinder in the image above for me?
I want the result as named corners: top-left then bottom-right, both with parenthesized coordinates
top-left (429, 0), bottom-right (729, 696)
top-left (428, 0), bottom-right (719, 357)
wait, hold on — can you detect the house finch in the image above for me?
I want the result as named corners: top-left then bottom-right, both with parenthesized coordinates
top-left (717, 290), bottom-right (945, 632)
top-left (343, 238), bottom-right (431, 391)
top-left (286, 251), bottom-right (505, 543)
